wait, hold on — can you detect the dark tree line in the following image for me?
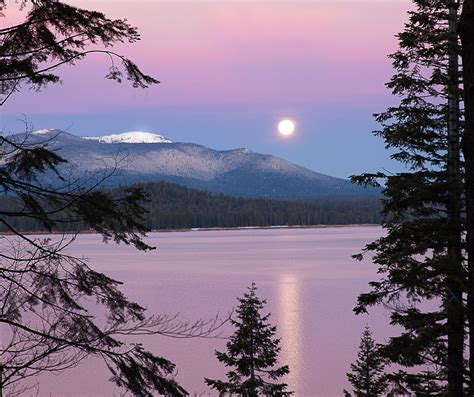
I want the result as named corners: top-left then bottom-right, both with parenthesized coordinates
top-left (141, 183), bottom-right (382, 230)
top-left (0, 181), bottom-right (383, 233)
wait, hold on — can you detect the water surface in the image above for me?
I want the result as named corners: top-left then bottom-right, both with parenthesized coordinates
top-left (38, 226), bottom-right (390, 396)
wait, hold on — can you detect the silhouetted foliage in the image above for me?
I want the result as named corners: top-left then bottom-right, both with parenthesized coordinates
top-left (0, 2), bottom-right (217, 396)
top-left (0, 0), bottom-right (158, 106)
top-left (205, 283), bottom-right (292, 397)
top-left (344, 327), bottom-right (388, 397)
top-left (351, 0), bottom-right (467, 394)
top-left (0, 131), bottom-right (198, 397)
top-left (458, 1), bottom-right (474, 393)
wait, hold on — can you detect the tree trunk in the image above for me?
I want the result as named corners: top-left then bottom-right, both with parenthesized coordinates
top-left (365, 351), bottom-right (370, 396)
top-left (446, 1), bottom-right (465, 395)
top-left (249, 327), bottom-right (256, 397)
top-left (459, 0), bottom-right (474, 393)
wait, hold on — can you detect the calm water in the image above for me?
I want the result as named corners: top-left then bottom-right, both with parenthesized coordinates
top-left (36, 226), bottom-right (391, 396)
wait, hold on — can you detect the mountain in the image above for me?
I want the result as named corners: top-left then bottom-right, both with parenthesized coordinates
top-left (9, 129), bottom-right (377, 198)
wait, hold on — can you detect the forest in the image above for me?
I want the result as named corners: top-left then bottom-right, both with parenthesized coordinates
top-left (0, 181), bottom-right (382, 233)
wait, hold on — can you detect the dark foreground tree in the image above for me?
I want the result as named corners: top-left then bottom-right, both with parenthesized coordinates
top-left (344, 327), bottom-right (387, 397)
top-left (0, 1), bottom-right (226, 396)
top-left (0, 0), bottom-right (159, 106)
top-left (351, 0), bottom-right (467, 394)
top-left (459, 1), bottom-right (474, 394)
top-left (205, 283), bottom-right (292, 397)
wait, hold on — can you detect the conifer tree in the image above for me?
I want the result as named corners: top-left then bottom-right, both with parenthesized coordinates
top-left (458, 1), bottom-right (474, 394)
top-left (205, 283), bottom-right (292, 397)
top-left (344, 327), bottom-right (387, 397)
top-left (351, 0), bottom-right (466, 394)
top-left (0, 0), bottom-right (159, 106)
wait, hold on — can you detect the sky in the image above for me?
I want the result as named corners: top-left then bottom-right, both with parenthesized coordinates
top-left (0, 0), bottom-right (412, 178)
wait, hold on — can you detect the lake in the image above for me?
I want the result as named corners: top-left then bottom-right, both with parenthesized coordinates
top-left (36, 226), bottom-right (390, 396)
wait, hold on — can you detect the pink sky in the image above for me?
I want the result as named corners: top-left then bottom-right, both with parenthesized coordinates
top-left (1, 1), bottom-right (413, 178)
top-left (3, 0), bottom-right (411, 113)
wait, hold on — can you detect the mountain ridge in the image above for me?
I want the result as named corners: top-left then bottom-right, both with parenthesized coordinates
top-left (8, 129), bottom-right (377, 198)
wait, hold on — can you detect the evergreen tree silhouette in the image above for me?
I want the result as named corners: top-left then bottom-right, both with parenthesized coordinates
top-left (344, 326), bottom-right (387, 397)
top-left (205, 283), bottom-right (293, 396)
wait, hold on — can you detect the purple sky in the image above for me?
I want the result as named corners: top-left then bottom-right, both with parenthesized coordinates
top-left (1, 1), bottom-right (412, 178)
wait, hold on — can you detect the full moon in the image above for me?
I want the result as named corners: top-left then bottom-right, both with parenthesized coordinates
top-left (278, 119), bottom-right (295, 136)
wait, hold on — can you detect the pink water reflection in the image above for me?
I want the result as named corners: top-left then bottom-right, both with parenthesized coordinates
top-left (31, 226), bottom-right (392, 396)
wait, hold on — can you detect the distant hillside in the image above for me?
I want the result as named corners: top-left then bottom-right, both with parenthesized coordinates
top-left (8, 129), bottom-right (379, 198)
top-left (2, 181), bottom-right (382, 233)
top-left (143, 182), bottom-right (381, 229)
top-left (141, 182), bottom-right (382, 229)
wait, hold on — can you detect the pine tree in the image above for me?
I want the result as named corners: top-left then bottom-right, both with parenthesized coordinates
top-left (458, 1), bottom-right (474, 394)
top-left (351, 1), bottom-right (467, 394)
top-left (344, 327), bottom-right (387, 397)
top-left (205, 283), bottom-right (292, 397)
top-left (0, 0), bottom-right (159, 106)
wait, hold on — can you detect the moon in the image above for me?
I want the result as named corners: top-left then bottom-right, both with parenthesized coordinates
top-left (278, 119), bottom-right (295, 136)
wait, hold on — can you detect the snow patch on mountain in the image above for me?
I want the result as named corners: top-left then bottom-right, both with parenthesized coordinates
top-left (32, 129), bottom-right (56, 135)
top-left (84, 131), bottom-right (172, 144)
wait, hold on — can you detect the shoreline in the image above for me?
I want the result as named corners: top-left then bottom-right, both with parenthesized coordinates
top-left (5, 224), bottom-right (382, 237)
top-left (155, 224), bottom-right (381, 233)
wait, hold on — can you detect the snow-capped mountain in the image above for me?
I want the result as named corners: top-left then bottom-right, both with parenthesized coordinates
top-left (84, 131), bottom-right (172, 144)
top-left (9, 129), bottom-right (377, 198)
top-left (32, 128), bottom-right (57, 135)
